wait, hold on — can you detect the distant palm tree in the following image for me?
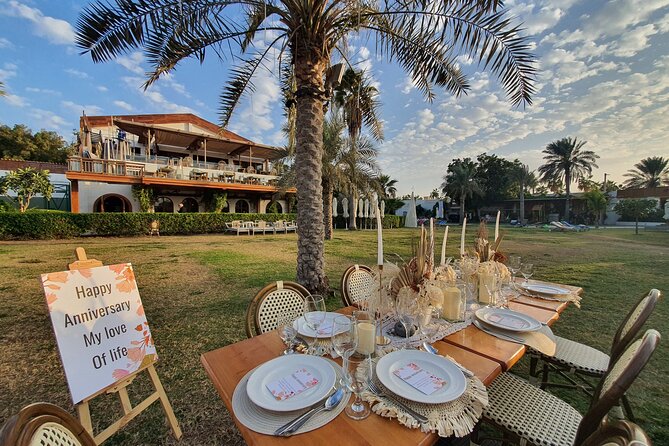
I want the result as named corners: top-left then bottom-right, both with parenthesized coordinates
top-left (76, 0), bottom-right (536, 293)
top-left (378, 175), bottom-right (397, 198)
top-left (0, 81), bottom-right (5, 96)
top-left (441, 160), bottom-right (482, 223)
top-left (538, 137), bottom-right (599, 219)
top-left (510, 164), bottom-right (537, 224)
top-left (623, 156), bottom-right (669, 188)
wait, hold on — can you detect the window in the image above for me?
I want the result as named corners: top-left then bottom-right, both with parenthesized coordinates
top-left (266, 201), bottom-right (282, 213)
top-left (93, 194), bottom-right (132, 213)
top-left (235, 199), bottom-right (249, 213)
top-left (181, 197), bottom-right (199, 213)
top-left (154, 197), bottom-right (174, 213)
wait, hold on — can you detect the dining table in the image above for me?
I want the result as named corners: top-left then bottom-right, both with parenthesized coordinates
top-left (201, 280), bottom-right (583, 446)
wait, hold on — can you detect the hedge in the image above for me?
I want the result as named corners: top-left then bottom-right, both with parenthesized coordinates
top-left (0, 212), bottom-right (403, 239)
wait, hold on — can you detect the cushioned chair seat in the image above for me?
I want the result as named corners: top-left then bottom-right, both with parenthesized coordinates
top-left (545, 336), bottom-right (611, 375)
top-left (484, 373), bottom-right (583, 446)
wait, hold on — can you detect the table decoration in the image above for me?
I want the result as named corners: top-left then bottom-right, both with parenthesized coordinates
top-left (232, 359), bottom-right (348, 436)
top-left (473, 319), bottom-right (557, 356)
top-left (358, 348), bottom-right (488, 438)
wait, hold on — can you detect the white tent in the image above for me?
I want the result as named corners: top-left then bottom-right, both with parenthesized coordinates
top-left (332, 197), bottom-right (338, 217)
top-left (342, 197), bottom-right (349, 218)
top-left (405, 192), bottom-right (418, 227)
top-left (437, 200), bottom-right (444, 219)
top-left (364, 198), bottom-right (370, 218)
top-left (358, 198), bottom-right (365, 217)
top-left (380, 200), bottom-right (385, 217)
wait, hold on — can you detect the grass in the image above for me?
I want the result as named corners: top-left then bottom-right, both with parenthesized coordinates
top-left (0, 227), bottom-right (667, 445)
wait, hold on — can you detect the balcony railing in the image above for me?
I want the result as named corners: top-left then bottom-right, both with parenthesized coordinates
top-left (67, 157), bottom-right (280, 186)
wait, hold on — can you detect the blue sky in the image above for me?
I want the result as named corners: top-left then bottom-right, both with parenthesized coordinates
top-left (0, 0), bottom-right (667, 196)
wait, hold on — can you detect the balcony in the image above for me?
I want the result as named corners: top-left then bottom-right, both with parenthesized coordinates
top-left (66, 157), bottom-right (288, 192)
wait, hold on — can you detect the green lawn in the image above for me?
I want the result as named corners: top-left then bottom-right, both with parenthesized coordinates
top-left (0, 228), bottom-right (667, 445)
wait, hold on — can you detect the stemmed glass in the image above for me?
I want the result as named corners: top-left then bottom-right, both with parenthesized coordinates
top-left (417, 306), bottom-right (440, 344)
top-left (521, 263), bottom-right (534, 285)
top-left (331, 315), bottom-right (357, 358)
top-left (508, 256), bottom-right (521, 285)
top-left (342, 349), bottom-right (372, 420)
top-left (396, 293), bottom-right (419, 349)
top-left (276, 313), bottom-right (298, 355)
top-left (303, 294), bottom-right (326, 334)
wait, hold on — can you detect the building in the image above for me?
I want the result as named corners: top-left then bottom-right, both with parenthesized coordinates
top-left (67, 113), bottom-right (294, 214)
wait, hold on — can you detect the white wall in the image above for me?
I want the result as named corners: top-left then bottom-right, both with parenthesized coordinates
top-left (77, 182), bottom-right (137, 213)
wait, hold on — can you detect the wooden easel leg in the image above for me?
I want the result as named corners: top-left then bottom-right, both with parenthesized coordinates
top-left (147, 365), bottom-right (183, 440)
top-left (77, 401), bottom-right (94, 438)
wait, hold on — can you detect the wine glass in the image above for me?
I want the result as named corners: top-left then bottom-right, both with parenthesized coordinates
top-left (508, 256), bottom-right (521, 284)
top-left (342, 349), bottom-right (372, 420)
top-left (331, 315), bottom-right (357, 358)
top-left (521, 263), bottom-right (534, 285)
top-left (303, 294), bottom-right (326, 334)
top-left (396, 293), bottom-right (419, 349)
top-left (276, 313), bottom-right (298, 355)
top-left (417, 306), bottom-right (440, 344)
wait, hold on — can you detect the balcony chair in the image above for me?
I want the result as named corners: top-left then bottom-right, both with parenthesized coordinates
top-left (340, 264), bottom-right (374, 308)
top-left (480, 329), bottom-right (660, 446)
top-left (245, 281), bottom-right (309, 338)
top-left (0, 402), bottom-right (96, 446)
top-left (529, 289), bottom-right (660, 420)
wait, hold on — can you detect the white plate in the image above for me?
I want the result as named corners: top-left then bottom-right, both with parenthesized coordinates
top-left (475, 307), bottom-right (542, 332)
top-left (376, 350), bottom-right (467, 404)
top-left (246, 355), bottom-right (336, 412)
top-left (293, 312), bottom-right (345, 338)
top-left (520, 283), bottom-right (570, 296)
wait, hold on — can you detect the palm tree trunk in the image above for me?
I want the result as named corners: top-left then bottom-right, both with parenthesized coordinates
top-left (294, 53), bottom-right (328, 293)
top-left (349, 188), bottom-right (358, 230)
top-left (323, 177), bottom-right (333, 240)
top-left (519, 184), bottom-right (525, 224)
top-left (460, 192), bottom-right (466, 224)
top-left (564, 170), bottom-right (571, 220)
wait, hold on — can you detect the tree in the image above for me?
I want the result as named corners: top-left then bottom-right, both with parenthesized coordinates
top-left (0, 123), bottom-right (74, 163)
top-left (614, 199), bottom-right (657, 235)
top-left (429, 189), bottom-right (440, 199)
top-left (76, 0), bottom-right (536, 293)
top-left (472, 153), bottom-right (518, 208)
top-left (378, 175), bottom-right (397, 198)
top-left (131, 186), bottom-right (154, 212)
top-left (441, 159), bottom-right (482, 223)
top-left (538, 137), bottom-right (599, 219)
top-left (0, 167), bottom-right (54, 212)
top-left (583, 189), bottom-right (607, 227)
top-left (0, 81), bottom-right (5, 96)
top-left (623, 157), bottom-right (669, 189)
top-left (510, 163), bottom-right (537, 223)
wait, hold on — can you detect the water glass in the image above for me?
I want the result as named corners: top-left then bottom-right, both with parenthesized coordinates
top-left (353, 310), bottom-right (377, 356)
top-left (303, 294), bottom-right (326, 332)
top-left (343, 349), bottom-right (372, 420)
top-left (276, 313), bottom-right (298, 355)
top-left (396, 293), bottom-right (419, 349)
top-left (331, 315), bottom-right (357, 358)
top-left (417, 306), bottom-right (441, 343)
top-left (521, 263), bottom-right (534, 285)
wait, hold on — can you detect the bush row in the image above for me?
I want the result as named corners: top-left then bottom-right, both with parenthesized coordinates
top-left (0, 212), bottom-right (403, 239)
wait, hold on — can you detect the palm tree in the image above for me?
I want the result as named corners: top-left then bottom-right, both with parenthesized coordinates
top-left (538, 137), bottom-right (599, 219)
top-left (0, 81), bottom-right (5, 96)
top-left (510, 164), bottom-right (537, 224)
top-left (334, 68), bottom-right (384, 229)
top-left (76, 0), bottom-right (536, 293)
top-left (623, 157), bottom-right (669, 188)
top-left (378, 175), bottom-right (397, 198)
top-left (441, 160), bottom-right (482, 223)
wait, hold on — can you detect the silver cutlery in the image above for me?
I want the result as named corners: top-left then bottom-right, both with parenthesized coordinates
top-left (421, 342), bottom-right (475, 378)
top-left (275, 387), bottom-right (345, 436)
top-left (367, 379), bottom-right (428, 424)
top-left (473, 320), bottom-right (526, 343)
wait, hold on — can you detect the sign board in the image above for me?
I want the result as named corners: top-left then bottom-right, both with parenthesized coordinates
top-left (41, 263), bottom-right (157, 404)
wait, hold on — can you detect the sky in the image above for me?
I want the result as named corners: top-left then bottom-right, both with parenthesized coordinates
top-left (0, 0), bottom-right (667, 197)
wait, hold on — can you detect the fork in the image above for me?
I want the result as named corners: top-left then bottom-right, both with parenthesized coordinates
top-left (367, 380), bottom-right (428, 424)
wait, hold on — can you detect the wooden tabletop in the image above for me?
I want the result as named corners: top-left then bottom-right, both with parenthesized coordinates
top-left (201, 290), bottom-right (574, 446)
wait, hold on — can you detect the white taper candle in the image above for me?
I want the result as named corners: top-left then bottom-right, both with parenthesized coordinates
top-left (460, 217), bottom-right (467, 257)
top-left (376, 207), bottom-right (383, 266)
top-left (494, 210), bottom-right (500, 242)
top-left (440, 225), bottom-right (449, 266)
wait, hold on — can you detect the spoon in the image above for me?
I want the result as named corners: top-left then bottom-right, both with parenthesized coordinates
top-left (275, 387), bottom-right (345, 436)
top-left (422, 341), bottom-right (475, 378)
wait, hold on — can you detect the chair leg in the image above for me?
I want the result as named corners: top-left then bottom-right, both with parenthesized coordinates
top-left (621, 394), bottom-right (636, 422)
top-left (529, 355), bottom-right (539, 385)
top-left (540, 363), bottom-right (550, 390)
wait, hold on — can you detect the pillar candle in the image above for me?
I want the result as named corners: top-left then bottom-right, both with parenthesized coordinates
top-left (494, 210), bottom-right (500, 242)
top-left (376, 207), bottom-right (383, 266)
top-left (460, 217), bottom-right (467, 257)
top-left (442, 287), bottom-right (462, 321)
top-left (357, 321), bottom-right (376, 355)
top-left (479, 272), bottom-right (497, 304)
top-left (440, 226), bottom-right (449, 266)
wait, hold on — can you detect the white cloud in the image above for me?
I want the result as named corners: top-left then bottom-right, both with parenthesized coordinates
top-left (0, 37), bottom-right (13, 49)
top-left (25, 86), bottom-right (60, 95)
top-left (97, 85), bottom-right (108, 92)
top-left (29, 108), bottom-right (68, 131)
top-left (611, 24), bottom-right (658, 57)
top-left (121, 75), bottom-right (196, 114)
top-left (1, 0), bottom-right (75, 45)
top-left (2, 93), bottom-right (28, 107)
top-left (583, 0), bottom-right (669, 40)
top-left (61, 100), bottom-right (103, 116)
top-left (115, 52), bottom-right (144, 75)
top-left (0, 62), bottom-right (17, 81)
top-left (417, 108), bottom-right (434, 127)
top-left (113, 100), bottom-right (134, 111)
top-left (64, 68), bottom-right (90, 79)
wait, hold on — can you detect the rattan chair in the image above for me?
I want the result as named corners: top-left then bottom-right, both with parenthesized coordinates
top-left (0, 402), bottom-right (96, 446)
top-left (340, 264), bottom-right (375, 308)
top-left (245, 281), bottom-right (310, 338)
top-left (529, 289), bottom-right (660, 419)
top-left (581, 420), bottom-right (652, 446)
top-left (481, 329), bottom-right (660, 446)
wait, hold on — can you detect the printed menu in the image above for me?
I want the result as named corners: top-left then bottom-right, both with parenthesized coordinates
top-left (393, 362), bottom-right (446, 395)
top-left (266, 368), bottom-right (320, 401)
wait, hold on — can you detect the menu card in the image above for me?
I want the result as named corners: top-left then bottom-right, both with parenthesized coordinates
top-left (393, 363), bottom-right (446, 395)
top-left (316, 319), bottom-right (334, 336)
top-left (266, 368), bottom-right (320, 401)
top-left (487, 313), bottom-right (529, 330)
